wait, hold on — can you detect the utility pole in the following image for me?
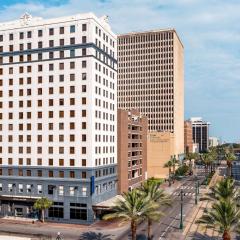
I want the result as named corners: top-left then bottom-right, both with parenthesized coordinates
top-left (180, 189), bottom-right (184, 229)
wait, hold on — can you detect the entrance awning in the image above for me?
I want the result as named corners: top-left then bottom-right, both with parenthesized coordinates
top-left (0, 195), bottom-right (40, 202)
top-left (92, 195), bottom-right (125, 210)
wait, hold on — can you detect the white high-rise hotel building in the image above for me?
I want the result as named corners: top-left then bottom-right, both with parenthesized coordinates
top-left (0, 13), bottom-right (117, 223)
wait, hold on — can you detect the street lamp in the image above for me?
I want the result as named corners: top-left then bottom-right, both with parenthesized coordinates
top-left (179, 189), bottom-right (185, 229)
top-left (195, 182), bottom-right (198, 205)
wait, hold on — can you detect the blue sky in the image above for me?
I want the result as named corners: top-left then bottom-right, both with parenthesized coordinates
top-left (0, 0), bottom-right (239, 142)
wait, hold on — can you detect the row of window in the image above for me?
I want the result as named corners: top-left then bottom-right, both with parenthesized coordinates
top-left (0, 24), bottom-right (86, 42)
top-left (0, 61), bottom-right (87, 75)
top-left (0, 158), bottom-right (86, 166)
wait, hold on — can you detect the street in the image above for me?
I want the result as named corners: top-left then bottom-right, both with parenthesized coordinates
top-left (119, 166), bottom-right (207, 240)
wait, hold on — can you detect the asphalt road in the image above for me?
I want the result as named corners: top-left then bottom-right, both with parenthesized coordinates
top-left (119, 166), bottom-right (207, 240)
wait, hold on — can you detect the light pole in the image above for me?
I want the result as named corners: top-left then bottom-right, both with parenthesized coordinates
top-left (197, 180), bottom-right (200, 194)
top-left (195, 182), bottom-right (198, 205)
top-left (180, 189), bottom-right (184, 229)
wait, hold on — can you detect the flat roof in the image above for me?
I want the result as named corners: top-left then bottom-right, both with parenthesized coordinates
top-left (118, 28), bottom-right (183, 48)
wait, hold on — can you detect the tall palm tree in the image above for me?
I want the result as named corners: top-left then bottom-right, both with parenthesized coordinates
top-left (225, 152), bottom-right (236, 177)
top-left (201, 153), bottom-right (213, 174)
top-left (202, 178), bottom-right (239, 203)
top-left (164, 160), bottom-right (173, 186)
top-left (171, 155), bottom-right (179, 175)
top-left (196, 199), bottom-right (240, 240)
top-left (103, 189), bottom-right (158, 240)
top-left (33, 197), bottom-right (53, 223)
top-left (140, 181), bottom-right (171, 239)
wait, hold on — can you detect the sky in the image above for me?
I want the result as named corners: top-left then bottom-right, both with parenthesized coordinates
top-left (0, 0), bottom-right (239, 142)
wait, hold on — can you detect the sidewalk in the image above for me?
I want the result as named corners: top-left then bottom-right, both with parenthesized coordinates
top-left (184, 171), bottom-right (222, 240)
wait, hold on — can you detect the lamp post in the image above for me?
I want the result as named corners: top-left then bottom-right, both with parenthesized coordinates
top-left (180, 189), bottom-right (184, 229)
top-left (197, 180), bottom-right (200, 194)
top-left (195, 182), bottom-right (198, 205)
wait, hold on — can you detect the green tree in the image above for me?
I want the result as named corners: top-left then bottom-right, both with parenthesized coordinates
top-left (33, 197), bottom-right (53, 223)
top-left (225, 153), bottom-right (236, 177)
top-left (140, 181), bottom-right (171, 239)
top-left (103, 189), bottom-right (158, 240)
top-left (164, 160), bottom-right (173, 186)
top-left (201, 153), bottom-right (214, 173)
top-left (202, 178), bottom-right (239, 202)
top-left (196, 199), bottom-right (240, 240)
top-left (171, 155), bottom-right (179, 175)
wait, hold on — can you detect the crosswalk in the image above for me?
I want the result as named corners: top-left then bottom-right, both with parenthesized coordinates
top-left (176, 186), bottom-right (195, 190)
top-left (172, 191), bottom-right (196, 196)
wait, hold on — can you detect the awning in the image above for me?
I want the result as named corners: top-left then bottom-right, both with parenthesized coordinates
top-left (0, 195), bottom-right (40, 202)
top-left (92, 195), bottom-right (125, 210)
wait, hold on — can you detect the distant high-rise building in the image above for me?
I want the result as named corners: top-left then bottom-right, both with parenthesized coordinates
top-left (190, 117), bottom-right (210, 153)
top-left (184, 120), bottom-right (193, 153)
top-left (117, 29), bottom-right (184, 177)
top-left (209, 137), bottom-right (219, 148)
top-left (117, 109), bottom-right (147, 193)
top-left (0, 12), bottom-right (117, 223)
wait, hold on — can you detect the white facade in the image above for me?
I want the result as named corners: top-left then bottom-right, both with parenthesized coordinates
top-left (0, 12), bottom-right (117, 168)
top-left (0, 12), bottom-right (117, 223)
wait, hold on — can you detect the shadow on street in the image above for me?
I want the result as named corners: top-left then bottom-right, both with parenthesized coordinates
top-left (191, 232), bottom-right (220, 240)
top-left (79, 231), bottom-right (114, 240)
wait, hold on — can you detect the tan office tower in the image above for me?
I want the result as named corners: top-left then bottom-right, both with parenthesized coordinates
top-left (118, 29), bottom-right (184, 178)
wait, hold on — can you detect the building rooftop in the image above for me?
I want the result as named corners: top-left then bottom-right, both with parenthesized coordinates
top-left (0, 12), bottom-right (115, 37)
top-left (118, 28), bottom-right (183, 48)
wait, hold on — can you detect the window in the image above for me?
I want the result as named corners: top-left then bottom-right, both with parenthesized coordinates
top-left (37, 185), bottom-right (42, 194)
top-left (49, 28), bottom-right (54, 35)
top-left (70, 208), bottom-right (87, 220)
top-left (49, 171), bottom-right (54, 178)
top-left (48, 185), bottom-right (55, 195)
top-left (49, 205), bottom-right (64, 218)
top-left (59, 186), bottom-right (64, 196)
top-left (82, 172), bottom-right (87, 179)
top-left (70, 171), bottom-right (75, 178)
top-left (82, 159), bottom-right (86, 166)
top-left (60, 27), bottom-right (64, 34)
top-left (38, 30), bottom-right (43, 37)
top-left (82, 36), bottom-right (87, 43)
top-left (82, 24), bottom-right (87, 31)
top-left (82, 187), bottom-right (87, 196)
top-left (82, 48), bottom-right (86, 56)
top-left (70, 159), bottom-right (75, 166)
top-left (69, 186), bottom-right (75, 196)
top-left (19, 32), bottom-right (24, 39)
top-left (19, 184), bottom-right (23, 193)
top-left (70, 25), bottom-right (75, 33)
top-left (27, 31), bottom-right (32, 38)
top-left (38, 170), bottom-right (42, 177)
top-left (70, 50), bottom-right (75, 58)
top-left (8, 184), bottom-right (13, 192)
top-left (59, 171), bottom-right (64, 178)
top-left (26, 184), bottom-right (32, 193)
top-left (82, 73), bottom-right (87, 80)
top-left (82, 61), bottom-right (86, 68)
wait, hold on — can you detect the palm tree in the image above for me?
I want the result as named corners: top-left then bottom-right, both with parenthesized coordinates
top-left (164, 160), bottom-right (173, 186)
top-left (186, 152), bottom-right (199, 174)
top-left (225, 152), bottom-right (236, 177)
top-left (33, 197), bottom-right (53, 223)
top-left (202, 178), bottom-right (239, 203)
top-left (196, 199), bottom-right (240, 240)
top-left (171, 155), bottom-right (179, 175)
top-left (103, 189), bottom-right (158, 240)
top-left (201, 153), bottom-right (213, 174)
top-left (140, 181), bottom-right (171, 239)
